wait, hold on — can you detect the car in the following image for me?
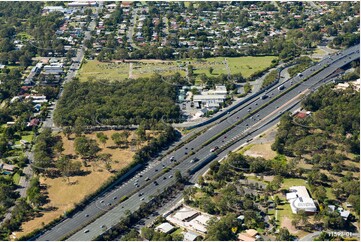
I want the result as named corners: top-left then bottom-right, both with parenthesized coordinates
top-left (170, 156), bottom-right (175, 161)
top-left (138, 192), bottom-right (143, 197)
top-left (134, 183), bottom-right (138, 186)
top-left (169, 175), bottom-right (173, 178)
top-left (140, 197), bottom-right (145, 201)
top-left (135, 179), bottom-right (139, 183)
top-left (101, 225), bottom-right (106, 228)
top-left (155, 169), bottom-right (158, 172)
top-left (145, 177), bottom-right (150, 181)
top-left (139, 174), bottom-right (143, 177)
top-left (163, 176), bottom-right (167, 180)
top-left (136, 184), bottom-right (140, 188)
top-left (108, 203), bottom-right (111, 206)
top-left (190, 158), bottom-right (199, 163)
top-left (185, 147), bottom-right (188, 150)
top-left (100, 200), bottom-right (104, 203)
top-left (113, 196), bottom-right (117, 200)
top-left (85, 214), bottom-right (89, 217)
top-left (210, 146), bottom-right (219, 152)
top-left (153, 181), bottom-right (158, 185)
top-left (162, 164), bottom-right (165, 167)
top-left (84, 229), bottom-right (89, 233)
top-left (185, 152), bottom-right (188, 155)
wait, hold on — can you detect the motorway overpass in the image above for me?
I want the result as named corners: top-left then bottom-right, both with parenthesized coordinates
top-left (34, 44), bottom-right (359, 241)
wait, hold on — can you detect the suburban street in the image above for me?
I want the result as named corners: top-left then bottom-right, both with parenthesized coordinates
top-left (33, 44), bottom-right (360, 241)
top-left (41, 3), bottom-right (102, 132)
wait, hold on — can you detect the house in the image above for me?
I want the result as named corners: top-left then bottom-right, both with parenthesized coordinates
top-left (286, 186), bottom-right (317, 214)
top-left (184, 231), bottom-right (200, 241)
top-left (340, 210), bottom-right (350, 220)
top-left (0, 163), bottom-right (16, 173)
top-left (172, 207), bottom-right (199, 222)
top-left (238, 229), bottom-right (260, 241)
top-left (68, 1), bottom-right (97, 7)
top-left (44, 63), bottom-right (63, 74)
top-left (27, 118), bottom-right (40, 127)
top-left (155, 222), bottom-right (175, 234)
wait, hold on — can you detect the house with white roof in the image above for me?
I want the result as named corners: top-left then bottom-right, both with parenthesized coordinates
top-left (155, 222), bottom-right (175, 234)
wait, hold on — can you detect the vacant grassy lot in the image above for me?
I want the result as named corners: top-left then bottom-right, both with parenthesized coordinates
top-left (78, 56), bottom-right (276, 83)
top-left (15, 130), bottom-right (147, 238)
top-left (243, 143), bottom-right (277, 160)
top-left (77, 60), bottom-right (129, 82)
top-left (191, 56), bottom-right (276, 79)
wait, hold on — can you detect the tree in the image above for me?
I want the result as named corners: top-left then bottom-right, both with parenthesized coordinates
top-left (313, 186), bottom-right (327, 203)
top-left (56, 155), bottom-right (82, 182)
top-left (276, 228), bottom-right (295, 241)
top-left (111, 132), bottom-right (123, 147)
top-left (96, 132), bottom-right (108, 147)
top-left (63, 126), bottom-right (72, 140)
top-left (74, 137), bottom-right (100, 159)
top-left (98, 153), bottom-right (112, 171)
top-left (206, 213), bottom-right (239, 241)
top-left (209, 66), bottom-right (214, 74)
top-left (175, 170), bottom-right (182, 182)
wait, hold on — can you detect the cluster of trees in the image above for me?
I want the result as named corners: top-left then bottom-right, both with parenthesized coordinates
top-left (288, 56), bottom-right (313, 77)
top-left (261, 70), bottom-right (278, 88)
top-left (0, 176), bottom-right (19, 221)
top-left (33, 128), bottom-right (63, 174)
top-left (0, 198), bottom-right (33, 239)
top-left (54, 76), bottom-right (181, 127)
top-left (273, 84), bottom-right (359, 156)
top-left (140, 227), bottom-right (182, 241)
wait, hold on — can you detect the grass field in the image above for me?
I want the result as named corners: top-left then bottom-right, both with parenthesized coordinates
top-left (78, 56), bottom-right (276, 83)
top-left (77, 60), bottom-right (129, 82)
top-left (14, 130), bottom-right (148, 238)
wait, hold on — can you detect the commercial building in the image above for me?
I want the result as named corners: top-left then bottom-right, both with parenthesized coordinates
top-left (286, 186), bottom-right (317, 214)
top-left (193, 94), bottom-right (226, 108)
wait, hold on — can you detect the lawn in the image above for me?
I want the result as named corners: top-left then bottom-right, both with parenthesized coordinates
top-left (281, 178), bottom-right (310, 190)
top-left (14, 130), bottom-right (150, 238)
top-left (15, 131), bottom-right (34, 145)
top-left (77, 60), bottom-right (129, 82)
top-left (12, 172), bottom-right (21, 184)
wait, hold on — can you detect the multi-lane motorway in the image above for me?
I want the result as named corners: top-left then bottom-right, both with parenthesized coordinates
top-left (35, 44), bottom-right (359, 241)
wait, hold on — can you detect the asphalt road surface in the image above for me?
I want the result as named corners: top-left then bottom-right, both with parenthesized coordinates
top-left (35, 44), bottom-right (359, 241)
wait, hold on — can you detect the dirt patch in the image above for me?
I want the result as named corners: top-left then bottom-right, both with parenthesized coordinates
top-left (244, 143), bottom-right (277, 160)
top-left (14, 130), bottom-right (150, 239)
top-left (281, 217), bottom-right (299, 234)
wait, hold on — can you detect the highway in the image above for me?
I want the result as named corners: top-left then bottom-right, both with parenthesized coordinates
top-left (35, 44), bottom-right (359, 241)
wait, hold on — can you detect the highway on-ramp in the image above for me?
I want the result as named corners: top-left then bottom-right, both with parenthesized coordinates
top-left (34, 44), bottom-right (359, 241)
